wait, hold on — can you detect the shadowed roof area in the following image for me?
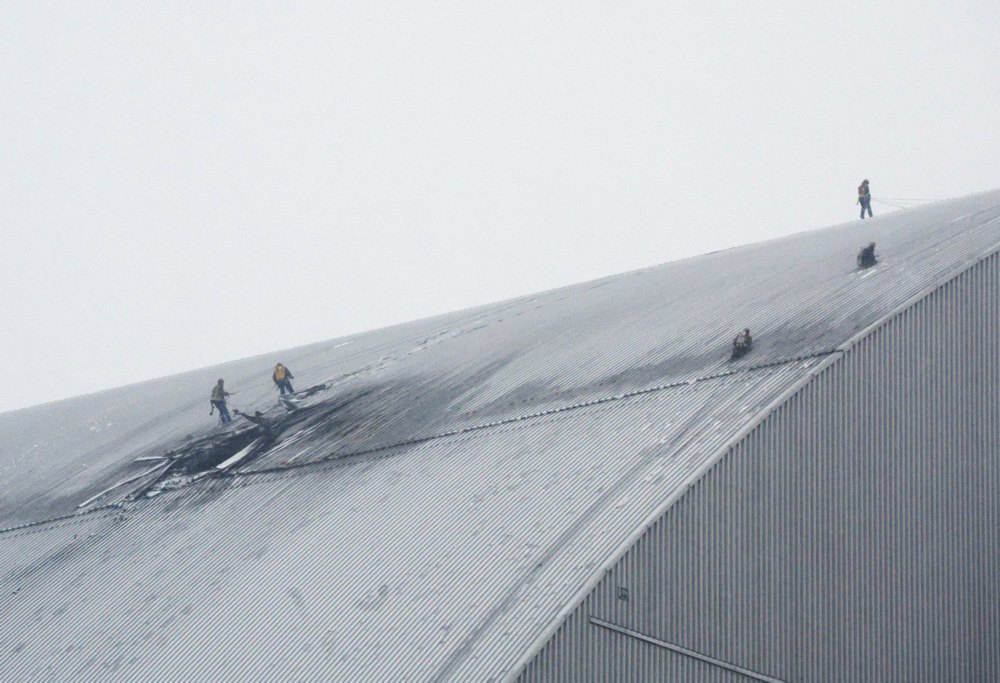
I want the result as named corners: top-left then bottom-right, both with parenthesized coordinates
top-left (2, 190), bottom-right (999, 679)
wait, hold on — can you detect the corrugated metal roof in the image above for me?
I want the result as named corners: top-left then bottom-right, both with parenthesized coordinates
top-left (2, 189), bottom-right (1000, 679)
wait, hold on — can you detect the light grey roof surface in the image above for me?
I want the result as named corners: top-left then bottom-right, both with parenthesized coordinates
top-left (2, 190), bottom-right (1000, 680)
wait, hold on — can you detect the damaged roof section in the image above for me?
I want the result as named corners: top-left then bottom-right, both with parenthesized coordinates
top-left (1, 364), bottom-right (806, 680)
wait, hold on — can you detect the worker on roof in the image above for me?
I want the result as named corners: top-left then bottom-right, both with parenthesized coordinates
top-left (210, 379), bottom-right (232, 424)
top-left (272, 363), bottom-right (295, 396)
top-left (731, 329), bottom-right (753, 360)
top-left (858, 179), bottom-right (873, 219)
top-left (857, 242), bottom-right (877, 269)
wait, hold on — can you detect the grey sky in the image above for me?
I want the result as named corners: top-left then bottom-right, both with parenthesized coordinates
top-left (2, 1), bottom-right (998, 413)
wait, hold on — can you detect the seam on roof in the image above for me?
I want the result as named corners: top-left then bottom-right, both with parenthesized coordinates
top-left (223, 351), bottom-right (838, 480)
top-left (0, 505), bottom-right (118, 537)
top-left (505, 230), bottom-right (1000, 680)
top-left (0, 352), bottom-right (835, 539)
top-left (430, 407), bottom-right (712, 680)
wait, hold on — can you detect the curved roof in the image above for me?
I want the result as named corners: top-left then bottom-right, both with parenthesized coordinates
top-left (2, 190), bottom-right (1000, 680)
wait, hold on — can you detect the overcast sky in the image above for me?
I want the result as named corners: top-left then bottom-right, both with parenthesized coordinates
top-left (1, 2), bottom-right (998, 413)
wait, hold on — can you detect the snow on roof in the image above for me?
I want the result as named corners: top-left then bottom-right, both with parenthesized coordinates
top-left (2, 190), bottom-right (1000, 679)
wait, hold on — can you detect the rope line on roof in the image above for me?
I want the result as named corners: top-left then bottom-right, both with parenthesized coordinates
top-left (185, 299), bottom-right (529, 417)
top-left (874, 197), bottom-right (937, 202)
top-left (871, 197), bottom-right (937, 210)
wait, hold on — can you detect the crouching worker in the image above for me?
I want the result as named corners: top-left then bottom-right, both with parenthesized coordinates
top-left (272, 363), bottom-right (295, 396)
top-left (857, 242), bottom-right (877, 269)
top-left (210, 378), bottom-right (232, 424)
top-left (731, 329), bottom-right (753, 360)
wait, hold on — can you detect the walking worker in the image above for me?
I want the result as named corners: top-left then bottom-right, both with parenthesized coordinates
top-left (210, 378), bottom-right (232, 424)
top-left (272, 363), bottom-right (295, 396)
top-left (858, 179), bottom-right (873, 219)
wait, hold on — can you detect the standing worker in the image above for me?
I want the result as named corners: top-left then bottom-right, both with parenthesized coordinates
top-left (858, 179), bottom-right (873, 219)
top-left (272, 363), bottom-right (295, 396)
top-left (210, 378), bottom-right (232, 424)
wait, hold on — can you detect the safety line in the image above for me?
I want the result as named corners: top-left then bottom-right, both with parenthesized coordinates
top-left (871, 197), bottom-right (935, 210)
top-left (873, 197), bottom-right (937, 202)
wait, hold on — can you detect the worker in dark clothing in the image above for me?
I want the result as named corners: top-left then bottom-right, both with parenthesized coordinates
top-left (857, 242), bottom-right (877, 268)
top-left (272, 363), bottom-right (295, 396)
top-left (858, 179), bottom-right (873, 219)
top-left (210, 379), bottom-right (232, 424)
top-left (731, 329), bottom-right (753, 359)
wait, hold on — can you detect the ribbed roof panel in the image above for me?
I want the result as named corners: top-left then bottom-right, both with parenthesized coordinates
top-left (2, 189), bottom-right (1000, 679)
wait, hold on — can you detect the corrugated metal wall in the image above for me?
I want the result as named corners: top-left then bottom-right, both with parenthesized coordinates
top-left (519, 251), bottom-right (1000, 682)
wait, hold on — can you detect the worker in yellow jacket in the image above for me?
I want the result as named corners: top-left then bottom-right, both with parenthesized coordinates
top-left (272, 363), bottom-right (295, 396)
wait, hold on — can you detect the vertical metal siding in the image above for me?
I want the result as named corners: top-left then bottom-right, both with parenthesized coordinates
top-left (521, 252), bottom-right (1000, 681)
